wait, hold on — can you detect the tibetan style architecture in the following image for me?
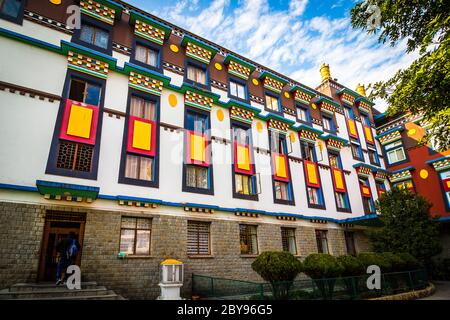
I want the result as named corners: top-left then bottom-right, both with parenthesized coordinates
top-left (0, 0), bottom-right (448, 299)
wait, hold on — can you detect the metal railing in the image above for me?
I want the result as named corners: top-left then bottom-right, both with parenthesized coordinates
top-left (192, 270), bottom-right (428, 300)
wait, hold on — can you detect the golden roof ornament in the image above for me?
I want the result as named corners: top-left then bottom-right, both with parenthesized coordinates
top-left (356, 83), bottom-right (367, 97)
top-left (320, 63), bottom-right (331, 82)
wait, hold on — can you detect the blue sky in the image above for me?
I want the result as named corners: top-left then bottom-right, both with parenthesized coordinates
top-left (125, 0), bottom-right (417, 111)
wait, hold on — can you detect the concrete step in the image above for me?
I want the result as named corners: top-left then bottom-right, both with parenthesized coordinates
top-left (8, 282), bottom-right (99, 292)
top-left (0, 287), bottom-right (112, 299)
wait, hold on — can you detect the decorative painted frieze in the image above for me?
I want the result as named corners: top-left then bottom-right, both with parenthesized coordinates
top-left (80, 0), bottom-right (116, 25)
top-left (268, 119), bottom-right (290, 134)
top-left (36, 180), bottom-right (99, 203)
top-left (358, 100), bottom-right (371, 114)
top-left (353, 164), bottom-right (373, 178)
top-left (259, 71), bottom-right (288, 94)
top-left (297, 124), bottom-right (322, 143)
top-left (322, 134), bottom-right (348, 152)
top-left (427, 156), bottom-right (450, 172)
top-left (185, 90), bottom-right (214, 112)
top-left (317, 97), bottom-right (339, 116)
top-left (290, 85), bottom-right (315, 105)
top-left (228, 60), bottom-right (252, 80)
top-left (128, 72), bottom-right (163, 96)
top-left (184, 206), bottom-right (215, 213)
top-left (235, 212), bottom-right (260, 218)
top-left (118, 199), bottom-right (158, 208)
top-left (377, 127), bottom-right (403, 145)
top-left (182, 35), bottom-right (218, 64)
top-left (337, 88), bottom-right (358, 106)
top-left (390, 168), bottom-right (414, 183)
top-left (135, 20), bottom-right (165, 45)
top-left (230, 106), bottom-right (254, 124)
top-left (67, 51), bottom-right (109, 79)
top-left (310, 219), bottom-right (327, 224)
top-left (374, 170), bottom-right (389, 182)
top-left (276, 216), bottom-right (296, 221)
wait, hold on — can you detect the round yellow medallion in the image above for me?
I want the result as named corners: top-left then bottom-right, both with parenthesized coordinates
top-left (252, 78), bottom-right (259, 86)
top-left (214, 63), bottom-right (222, 71)
top-left (170, 44), bottom-right (179, 53)
top-left (419, 169), bottom-right (429, 179)
top-left (168, 94), bottom-right (177, 107)
top-left (284, 92), bottom-right (290, 99)
top-left (49, 0), bottom-right (61, 4)
top-left (216, 109), bottom-right (224, 122)
top-left (407, 128), bottom-right (417, 136)
top-left (256, 121), bottom-right (263, 133)
top-left (311, 103), bottom-right (317, 109)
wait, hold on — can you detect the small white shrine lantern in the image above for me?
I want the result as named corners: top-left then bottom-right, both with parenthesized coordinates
top-left (157, 259), bottom-right (184, 300)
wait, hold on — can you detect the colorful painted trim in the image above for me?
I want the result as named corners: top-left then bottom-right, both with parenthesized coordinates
top-left (376, 126), bottom-right (404, 145)
top-left (390, 167), bottom-right (415, 183)
top-left (268, 119), bottom-right (290, 134)
top-left (129, 10), bottom-right (172, 40)
top-left (259, 71), bottom-right (288, 93)
top-left (317, 96), bottom-right (339, 115)
top-left (80, 0), bottom-right (119, 25)
top-left (426, 156), bottom-right (450, 172)
top-left (223, 54), bottom-right (256, 80)
top-left (337, 88), bottom-right (359, 105)
top-left (230, 106), bottom-right (254, 124)
top-left (295, 124), bottom-right (323, 143)
top-left (36, 180), bottom-right (99, 202)
top-left (117, 195), bottom-right (161, 208)
top-left (289, 85), bottom-right (316, 105)
top-left (353, 163), bottom-right (373, 178)
top-left (185, 90), bottom-right (214, 112)
top-left (181, 35), bottom-right (218, 64)
top-left (321, 134), bottom-right (348, 151)
top-left (128, 71), bottom-right (163, 96)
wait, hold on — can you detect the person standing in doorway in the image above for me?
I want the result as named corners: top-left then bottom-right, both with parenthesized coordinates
top-left (55, 232), bottom-right (80, 285)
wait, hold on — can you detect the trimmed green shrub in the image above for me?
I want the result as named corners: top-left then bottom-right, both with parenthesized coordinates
top-left (337, 255), bottom-right (365, 277)
top-left (303, 253), bottom-right (344, 299)
top-left (357, 252), bottom-right (392, 273)
top-left (396, 252), bottom-right (421, 271)
top-left (380, 252), bottom-right (405, 272)
top-left (251, 251), bottom-right (302, 299)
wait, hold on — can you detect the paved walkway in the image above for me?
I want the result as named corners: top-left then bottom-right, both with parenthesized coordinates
top-left (420, 281), bottom-right (450, 300)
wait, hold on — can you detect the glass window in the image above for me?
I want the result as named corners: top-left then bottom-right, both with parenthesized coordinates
top-left (322, 116), bottom-right (333, 132)
top-left (275, 181), bottom-right (290, 201)
top-left (394, 180), bottom-right (414, 192)
top-left (124, 155), bottom-right (153, 181)
top-left (308, 187), bottom-right (321, 205)
top-left (56, 141), bottom-right (93, 172)
top-left (68, 78), bottom-right (101, 106)
top-left (233, 126), bottom-right (250, 145)
top-left (80, 24), bottom-right (109, 49)
top-left (328, 153), bottom-right (340, 169)
top-left (130, 96), bottom-right (156, 120)
top-left (235, 174), bottom-right (254, 195)
top-left (351, 142), bottom-right (363, 160)
top-left (119, 217), bottom-right (151, 256)
top-left (239, 224), bottom-right (258, 255)
top-left (0, 0), bottom-right (21, 18)
top-left (265, 94), bottom-right (279, 112)
top-left (440, 171), bottom-right (450, 207)
top-left (315, 230), bottom-right (329, 254)
top-left (387, 147), bottom-right (406, 164)
top-left (186, 165), bottom-right (208, 189)
top-left (135, 44), bottom-right (158, 67)
top-left (281, 228), bottom-right (297, 255)
top-left (368, 149), bottom-right (380, 165)
top-left (344, 107), bottom-right (353, 119)
top-left (187, 111), bottom-right (207, 134)
top-left (187, 64), bottom-right (206, 85)
top-left (297, 107), bottom-right (309, 123)
top-left (187, 221), bottom-right (210, 255)
top-left (301, 142), bottom-right (316, 161)
top-left (270, 132), bottom-right (286, 154)
top-left (344, 231), bottom-right (356, 256)
top-left (361, 115), bottom-right (370, 127)
top-left (229, 80), bottom-right (246, 100)
top-left (335, 192), bottom-right (348, 209)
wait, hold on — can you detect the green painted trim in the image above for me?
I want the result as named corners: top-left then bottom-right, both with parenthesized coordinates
top-left (228, 69), bottom-right (249, 80)
top-left (181, 34), bottom-right (219, 57)
top-left (337, 87), bottom-right (360, 99)
top-left (129, 10), bottom-right (172, 39)
top-left (289, 85), bottom-right (316, 97)
top-left (68, 65), bottom-right (107, 79)
top-left (135, 31), bottom-right (164, 45)
top-left (316, 96), bottom-right (340, 108)
top-left (258, 71), bottom-right (288, 86)
top-left (93, 0), bottom-right (124, 18)
top-left (186, 52), bottom-right (210, 64)
top-left (223, 54), bottom-right (256, 73)
top-left (129, 83), bottom-right (162, 96)
top-left (80, 8), bottom-right (114, 25)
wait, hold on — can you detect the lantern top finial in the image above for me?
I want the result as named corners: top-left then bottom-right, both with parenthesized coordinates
top-left (161, 258), bottom-right (183, 265)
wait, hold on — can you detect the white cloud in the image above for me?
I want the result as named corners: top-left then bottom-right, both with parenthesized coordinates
top-left (149, 0), bottom-right (417, 112)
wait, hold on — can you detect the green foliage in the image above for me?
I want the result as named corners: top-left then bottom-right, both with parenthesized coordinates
top-left (357, 252), bottom-right (391, 272)
top-left (370, 188), bottom-right (442, 264)
top-left (396, 252), bottom-right (421, 271)
top-left (337, 255), bottom-right (365, 277)
top-left (380, 252), bottom-right (405, 272)
top-left (251, 251), bottom-right (302, 299)
top-left (429, 258), bottom-right (450, 280)
top-left (303, 253), bottom-right (344, 279)
top-left (351, 0), bottom-right (450, 150)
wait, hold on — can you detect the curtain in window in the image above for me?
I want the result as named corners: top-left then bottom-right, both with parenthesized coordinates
top-left (138, 157), bottom-right (153, 181)
top-left (130, 96), bottom-right (156, 120)
top-left (125, 154), bottom-right (139, 179)
top-left (308, 187), bottom-right (319, 204)
top-left (135, 45), bottom-right (147, 63)
top-left (186, 165), bottom-right (196, 187)
top-left (147, 49), bottom-right (157, 67)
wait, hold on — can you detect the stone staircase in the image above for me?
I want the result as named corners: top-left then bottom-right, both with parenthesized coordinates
top-left (0, 282), bottom-right (125, 300)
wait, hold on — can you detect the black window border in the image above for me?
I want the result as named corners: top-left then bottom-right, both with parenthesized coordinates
top-left (117, 88), bottom-right (161, 188)
top-left (184, 58), bottom-right (210, 91)
top-left (268, 132), bottom-right (295, 206)
top-left (295, 102), bottom-right (311, 125)
top-left (182, 106), bottom-right (214, 195)
top-left (45, 70), bottom-right (105, 180)
top-left (264, 90), bottom-right (283, 116)
top-left (130, 37), bottom-right (163, 74)
top-left (228, 76), bottom-right (250, 104)
top-left (0, 0), bottom-right (25, 25)
top-left (72, 14), bottom-right (113, 55)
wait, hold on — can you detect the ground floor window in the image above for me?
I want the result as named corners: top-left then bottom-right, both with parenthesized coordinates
top-left (119, 217), bottom-right (151, 256)
top-left (344, 231), bottom-right (356, 256)
top-left (281, 227), bottom-right (297, 255)
top-left (239, 224), bottom-right (258, 255)
top-left (315, 230), bottom-right (329, 254)
top-left (187, 221), bottom-right (210, 256)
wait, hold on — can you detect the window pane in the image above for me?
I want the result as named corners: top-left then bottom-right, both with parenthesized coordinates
top-left (230, 82), bottom-right (237, 97)
top-left (329, 154), bottom-right (339, 168)
top-left (68, 79), bottom-right (86, 103)
top-left (137, 218), bottom-right (151, 229)
top-left (135, 45), bottom-right (147, 63)
top-left (94, 28), bottom-right (109, 49)
top-left (242, 175), bottom-right (250, 195)
top-left (323, 118), bottom-right (330, 130)
top-left (138, 157), bottom-right (153, 181)
top-left (85, 83), bottom-right (101, 106)
top-left (237, 83), bottom-right (245, 99)
top-left (120, 229), bottom-right (135, 254)
top-left (125, 154), bottom-right (139, 179)
top-left (197, 166), bottom-right (208, 189)
top-left (80, 25), bottom-right (94, 44)
top-left (135, 230), bottom-right (150, 255)
top-left (188, 65), bottom-right (206, 85)
top-left (235, 174), bottom-right (243, 193)
top-left (186, 165), bottom-right (196, 187)
top-left (121, 216), bottom-right (136, 229)
top-left (1, 0), bottom-right (20, 17)
top-left (308, 187), bottom-right (319, 205)
top-left (147, 48), bottom-right (157, 67)
top-left (130, 96), bottom-right (156, 120)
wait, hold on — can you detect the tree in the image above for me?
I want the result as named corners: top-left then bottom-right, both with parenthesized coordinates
top-left (351, 0), bottom-right (450, 150)
top-left (251, 251), bottom-right (302, 299)
top-left (369, 188), bottom-right (442, 267)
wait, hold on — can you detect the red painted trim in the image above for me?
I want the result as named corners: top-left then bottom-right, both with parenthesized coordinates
top-left (304, 160), bottom-right (321, 188)
top-left (271, 152), bottom-right (290, 182)
top-left (185, 130), bottom-right (210, 167)
top-left (443, 178), bottom-right (450, 192)
top-left (234, 142), bottom-right (254, 175)
top-left (59, 99), bottom-right (98, 145)
top-left (126, 116), bottom-right (156, 157)
top-left (360, 182), bottom-right (372, 198)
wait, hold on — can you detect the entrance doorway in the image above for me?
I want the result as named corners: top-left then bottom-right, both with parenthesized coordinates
top-left (38, 211), bottom-right (86, 282)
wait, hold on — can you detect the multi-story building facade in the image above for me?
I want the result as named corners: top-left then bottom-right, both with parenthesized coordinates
top-left (0, 0), bottom-right (416, 299)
